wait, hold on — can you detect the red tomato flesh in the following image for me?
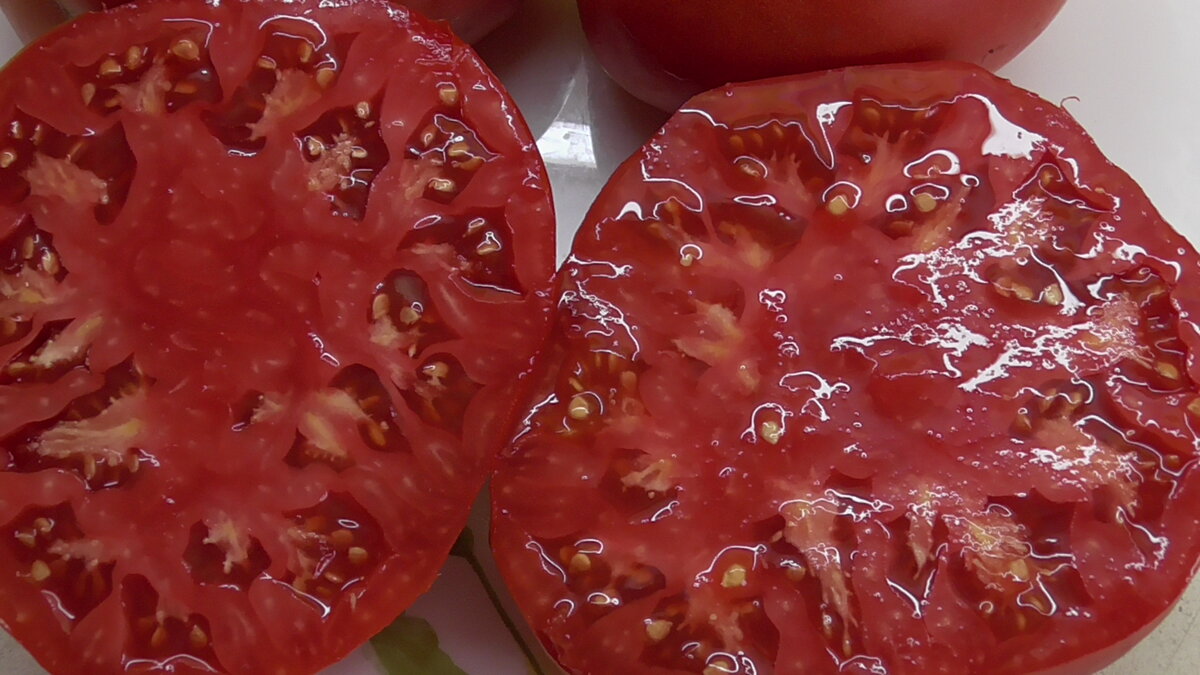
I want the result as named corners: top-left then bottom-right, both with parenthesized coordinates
top-left (491, 63), bottom-right (1200, 674)
top-left (0, 1), bottom-right (553, 673)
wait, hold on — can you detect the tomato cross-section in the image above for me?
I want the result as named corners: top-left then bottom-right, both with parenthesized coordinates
top-left (491, 64), bottom-right (1200, 674)
top-left (0, 1), bottom-right (554, 673)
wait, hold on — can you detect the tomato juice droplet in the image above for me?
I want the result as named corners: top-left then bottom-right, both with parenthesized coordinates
top-left (492, 63), bottom-right (1200, 674)
top-left (0, 1), bottom-right (554, 673)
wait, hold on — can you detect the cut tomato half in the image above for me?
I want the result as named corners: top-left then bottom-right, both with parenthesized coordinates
top-left (491, 63), bottom-right (1200, 674)
top-left (0, 1), bottom-right (554, 673)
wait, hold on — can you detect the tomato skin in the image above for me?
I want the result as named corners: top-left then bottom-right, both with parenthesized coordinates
top-left (577, 0), bottom-right (1069, 109)
top-left (0, 1), bottom-right (553, 673)
top-left (492, 62), bottom-right (1200, 674)
top-left (2, 0), bottom-right (520, 43)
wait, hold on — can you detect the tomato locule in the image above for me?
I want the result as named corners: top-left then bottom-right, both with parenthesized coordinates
top-left (492, 63), bottom-right (1200, 674)
top-left (0, 1), bottom-right (554, 673)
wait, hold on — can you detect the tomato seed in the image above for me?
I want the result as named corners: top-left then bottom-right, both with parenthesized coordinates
top-left (437, 84), bottom-right (459, 107)
top-left (759, 420), bottom-right (783, 445)
top-left (329, 529), bottom-right (354, 549)
top-left (704, 657), bottom-right (736, 675)
top-left (125, 46), bottom-right (144, 70)
top-left (826, 194), bottom-right (851, 216)
top-left (475, 235), bottom-right (501, 256)
top-left (29, 560), bottom-right (50, 582)
top-left (620, 371), bottom-right (638, 391)
top-left (456, 157), bottom-right (485, 172)
top-left (427, 177), bottom-right (457, 194)
top-left (721, 564), bottom-right (748, 588)
top-left (148, 624), bottom-right (169, 648)
top-left (1188, 399), bottom-right (1200, 417)
top-left (98, 58), bottom-right (122, 77)
top-left (418, 125), bottom-right (438, 148)
top-left (189, 624), bottom-right (209, 649)
top-left (365, 421), bottom-right (387, 447)
top-left (1042, 283), bottom-right (1064, 306)
top-left (0, 149), bottom-right (16, 168)
top-left (422, 361), bottom-right (449, 381)
top-left (1156, 361), bottom-right (1181, 380)
top-left (347, 546), bottom-right (368, 565)
top-left (370, 293), bottom-right (389, 321)
top-left (735, 157), bottom-right (764, 178)
top-left (568, 395), bottom-right (592, 420)
top-left (645, 619), bottom-right (672, 642)
top-left (569, 552), bottom-right (591, 573)
top-left (170, 39), bottom-right (201, 61)
top-left (40, 250), bottom-right (60, 275)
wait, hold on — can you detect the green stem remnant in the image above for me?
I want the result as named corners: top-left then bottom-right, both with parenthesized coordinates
top-left (452, 528), bottom-right (548, 675)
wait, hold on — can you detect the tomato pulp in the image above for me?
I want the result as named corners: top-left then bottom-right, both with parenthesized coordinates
top-left (0, 1), bottom-right (554, 673)
top-left (578, 0), bottom-right (1068, 110)
top-left (492, 63), bottom-right (1200, 674)
top-left (2, 0), bottom-right (520, 44)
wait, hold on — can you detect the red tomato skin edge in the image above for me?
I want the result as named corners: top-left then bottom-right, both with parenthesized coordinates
top-left (577, 0), bottom-right (1069, 111)
top-left (1033, 596), bottom-right (1178, 675)
top-left (576, 0), bottom-right (692, 111)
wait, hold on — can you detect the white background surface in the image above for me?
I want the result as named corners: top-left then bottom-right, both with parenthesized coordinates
top-left (2, 0), bottom-right (1199, 673)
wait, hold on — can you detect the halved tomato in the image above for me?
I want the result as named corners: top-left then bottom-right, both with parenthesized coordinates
top-left (2, 0), bottom-right (520, 44)
top-left (491, 63), bottom-right (1200, 674)
top-left (0, 1), bottom-right (553, 673)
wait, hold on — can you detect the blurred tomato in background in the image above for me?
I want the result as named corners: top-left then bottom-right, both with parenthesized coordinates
top-left (578, 0), bottom-right (1068, 109)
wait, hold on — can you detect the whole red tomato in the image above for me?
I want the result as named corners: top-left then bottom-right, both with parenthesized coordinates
top-left (578, 0), bottom-right (1069, 109)
top-left (3, 0), bottom-right (520, 43)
